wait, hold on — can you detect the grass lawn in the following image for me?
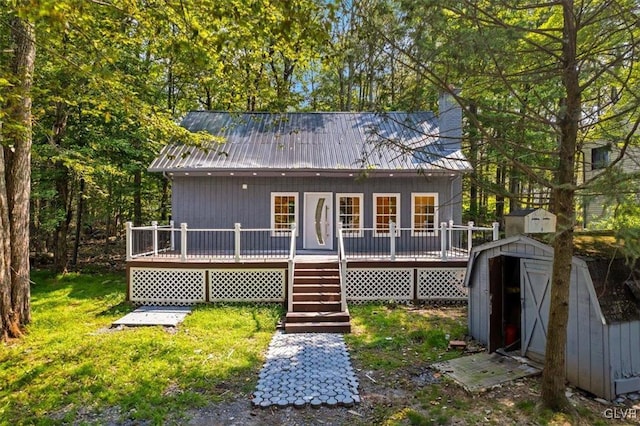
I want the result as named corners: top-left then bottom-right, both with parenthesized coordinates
top-left (346, 304), bottom-right (467, 370)
top-left (1, 273), bottom-right (624, 425)
top-left (0, 271), bottom-right (282, 425)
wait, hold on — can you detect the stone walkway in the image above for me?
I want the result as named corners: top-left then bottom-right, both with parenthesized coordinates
top-left (252, 332), bottom-right (360, 408)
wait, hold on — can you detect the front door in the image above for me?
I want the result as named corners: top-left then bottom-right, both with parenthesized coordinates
top-left (520, 258), bottom-right (552, 362)
top-left (303, 193), bottom-right (333, 250)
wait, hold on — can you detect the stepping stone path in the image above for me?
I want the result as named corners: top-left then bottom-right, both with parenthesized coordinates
top-left (252, 331), bottom-right (360, 409)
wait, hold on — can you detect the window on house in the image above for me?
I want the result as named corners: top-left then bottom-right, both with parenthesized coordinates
top-left (271, 193), bottom-right (298, 235)
top-left (337, 194), bottom-right (363, 237)
top-left (373, 193), bottom-right (400, 236)
top-left (591, 146), bottom-right (610, 170)
top-left (412, 193), bottom-right (439, 236)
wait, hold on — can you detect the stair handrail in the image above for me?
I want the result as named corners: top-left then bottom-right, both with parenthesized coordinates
top-left (337, 222), bottom-right (347, 312)
top-left (287, 223), bottom-right (296, 312)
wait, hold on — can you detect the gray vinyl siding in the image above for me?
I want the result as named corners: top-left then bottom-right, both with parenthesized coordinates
top-left (582, 144), bottom-right (640, 228)
top-left (171, 175), bottom-right (457, 251)
top-left (608, 321), bottom-right (640, 397)
top-left (466, 235), bottom-right (640, 400)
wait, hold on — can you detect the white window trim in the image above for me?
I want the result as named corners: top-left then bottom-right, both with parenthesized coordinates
top-left (270, 192), bottom-right (299, 237)
top-left (336, 193), bottom-right (364, 238)
top-left (411, 193), bottom-right (439, 237)
top-left (373, 193), bottom-right (400, 237)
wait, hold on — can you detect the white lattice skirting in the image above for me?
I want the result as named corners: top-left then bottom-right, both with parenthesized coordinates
top-left (209, 269), bottom-right (285, 302)
top-left (130, 267), bottom-right (207, 305)
top-left (129, 266), bottom-right (464, 305)
top-left (346, 267), bottom-right (467, 302)
top-left (347, 268), bottom-right (414, 302)
top-left (418, 268), bottom-right (467, 301)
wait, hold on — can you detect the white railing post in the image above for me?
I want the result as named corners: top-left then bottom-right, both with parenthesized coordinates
top-left (448, 219), bottom-right (454, 251)
top-left (290, 222), bottom-right (296, 258)
top-left (125, 221), bottom-right (133, 261)
top-left (287, 223), bottom-right (297, 313)
top-left (170, 220), bottom-right (175, 251)
top-left (467, 221), bottom-right (474, 253)
top-left (440, 222), bottom-right (448, 259)
top-left (492, 222), bottom-right (500, 241)
top-left (180, 223), bottom-right (188, 262)
top-left (389, 221), bottom-right (396, 261)
top-left (337, 223), bottom-right (347, 312)
top-left (152, 221), bottom-right (158, 256)
top-left (234, 223), bottom-right (241, 262)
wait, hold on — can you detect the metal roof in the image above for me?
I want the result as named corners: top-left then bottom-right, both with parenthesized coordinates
top-left (149, 111), bottom-right (471, 174)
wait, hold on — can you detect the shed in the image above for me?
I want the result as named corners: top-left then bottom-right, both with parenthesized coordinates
top-left (504, 208), bottom-right (556, 237)
top-left (465, 235), bottom-right (640, 400)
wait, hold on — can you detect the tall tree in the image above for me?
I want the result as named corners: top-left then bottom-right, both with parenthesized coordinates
top-left (0, 9), bottom-right (35, 339)
top-left (363, 0), bottom-right (640, 410)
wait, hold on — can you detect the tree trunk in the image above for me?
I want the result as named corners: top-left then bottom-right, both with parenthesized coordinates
top-left (133, 169), bottom-right (142, 226)
top-left (468, 101), bottom-right (479, 219)
top-left (495, 165), bottom-right (505, 220)
top-left (30, 196), bottom-right (42, 266)
top-left (71, 178), bottom-right (85, 267)
top-left (541, 1), bottom-right (579, 411)
top-left (1, 16), bottom-right (35, 339)
top-left (52, 164), bottom-right (72, 273)
top-left (508, 167), bottom-right (520, 212)
top-left (159, 178), bottom-right (169, 222)
top-left (0, 134), bottom-right (14, 340)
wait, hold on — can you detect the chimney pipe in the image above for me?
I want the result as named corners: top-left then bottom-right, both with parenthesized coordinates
top-left (438, 88), bottom-right (462, 152)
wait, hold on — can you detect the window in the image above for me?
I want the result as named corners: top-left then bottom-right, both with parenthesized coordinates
top-left (591, 146), bottom-right (610, 170)
top-left (373, 193), bottom-right (400, 236)
top-left (337, 194), bottom-right (363, 237)
top-left (412, 193), bottom-right (439, 236)
top-left (271, 193), bottom-right (298, 236)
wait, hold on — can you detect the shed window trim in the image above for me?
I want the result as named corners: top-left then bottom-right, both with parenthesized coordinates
top-left (271, 192), bottom-right (299, 237)
top-left (373, 193), bottom-right (400, 237)
top-left (411, 193), bottom-right (439, 236)
top-left (336, 193), bottom-right (364, 238)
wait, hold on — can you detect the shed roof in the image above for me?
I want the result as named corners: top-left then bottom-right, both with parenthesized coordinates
top-left (505, 209), bottom-right (538, 217)
top-left (149, 111), bottom-right (471, 174)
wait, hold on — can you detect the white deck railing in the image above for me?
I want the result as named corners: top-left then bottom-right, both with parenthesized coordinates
top-left (126, 221), bottom-right (294, 261)
top-left (338, 221), bottom-right (499, 261)
top-left (126, 220), bottom-right (499, 262)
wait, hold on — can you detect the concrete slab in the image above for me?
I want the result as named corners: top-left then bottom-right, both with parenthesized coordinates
top-left (432, 352), bottom-right (541, 393)
top-left (112, 306), bottom-right (192, 327)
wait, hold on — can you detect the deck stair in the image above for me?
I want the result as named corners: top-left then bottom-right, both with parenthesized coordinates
top-left (285, 261), bottom-right (351, 333)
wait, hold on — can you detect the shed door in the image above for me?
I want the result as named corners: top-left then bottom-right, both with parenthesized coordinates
top-left (520, 258), bottom-right (552, 362)
top-left (303, 193), bottom-right (333, 250)
top-left (488, 256), bottom-right (504, 352)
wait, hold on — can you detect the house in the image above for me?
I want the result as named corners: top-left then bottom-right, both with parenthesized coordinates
top-left (465, 235), bottom-right (640, 400)
top-left (149, 92), bottom-right (469, 252)
top-left (581, 143), bottom-right (640, 228)
top-left (126, 93), bottom-right (498, 332)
